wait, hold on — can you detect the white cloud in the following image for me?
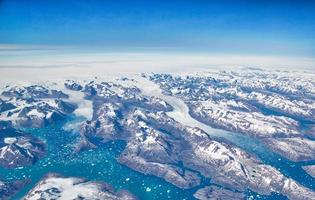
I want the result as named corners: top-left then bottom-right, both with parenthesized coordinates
top-left (0, 50), bottom-right (314, 83)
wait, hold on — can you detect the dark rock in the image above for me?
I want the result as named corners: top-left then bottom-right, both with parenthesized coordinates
top-left (0, 121), bottom-right (46, 168)
top-left (55, 99), bottom-right (78, 113)
top-left (0, 99), bottom-right (16, 113)
top-left (193, 186), bottom-right (245, 200)
top-left (64, 80), bottom-right (83, 91)
top-left (0, 179), bottom-right (28, 200)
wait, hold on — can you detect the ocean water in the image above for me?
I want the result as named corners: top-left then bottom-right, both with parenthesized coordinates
top-left (1, 118), bottom-right (196, 200)
top-left (0, 116), bottom-right (313, 200)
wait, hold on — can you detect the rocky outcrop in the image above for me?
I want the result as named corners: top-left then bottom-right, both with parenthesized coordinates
top-left (263, 137), bottom-right (315, 162)
top-left (0, 121), bottom-right (45, 168)
top-left (303, 165), bottom-right (315, 178)
top-left (193, 186), bottom-right (245, 200)
top-left (78, 81), bottom-right (172, 148)
top-left (64, 80), bottom-right (83, 91)
top-left (0, 99), bottom-right (16, 113)
top-left (0, 178), bottom-right (28, 200)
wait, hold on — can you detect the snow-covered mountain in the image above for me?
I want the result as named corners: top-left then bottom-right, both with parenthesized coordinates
top-left (24, 173), bottom-right (137, 200)
top-left (76, 76), bottom-right (315, 199)
top-left (0, 85), bottom-right (77, 128)
top-left (0, 121), bottom-right (45, 168)
top-left (0, 69), bottom-right (314, 200)
top-left (149, 70), bottom-right (315, 162)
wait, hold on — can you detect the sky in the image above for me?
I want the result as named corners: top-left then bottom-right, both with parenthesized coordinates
top-left (0, 0), bottom-right (315, 57)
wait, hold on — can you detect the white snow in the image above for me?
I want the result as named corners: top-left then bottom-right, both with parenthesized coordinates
top-left (133, 76), bottom-right (243, 141)
top-left (4, 137), bottom-right (17, 144)
top-left (25, 176), bottom-right (118, 200)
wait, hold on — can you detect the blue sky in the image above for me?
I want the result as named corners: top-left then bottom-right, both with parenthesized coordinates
top-left (0, 0), bottom-right (315, 57)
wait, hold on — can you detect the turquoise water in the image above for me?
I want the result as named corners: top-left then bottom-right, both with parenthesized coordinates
top-left (1, 118), bottom-right (196, 200)
top-left (0, 117), bottom-right (313, 200)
